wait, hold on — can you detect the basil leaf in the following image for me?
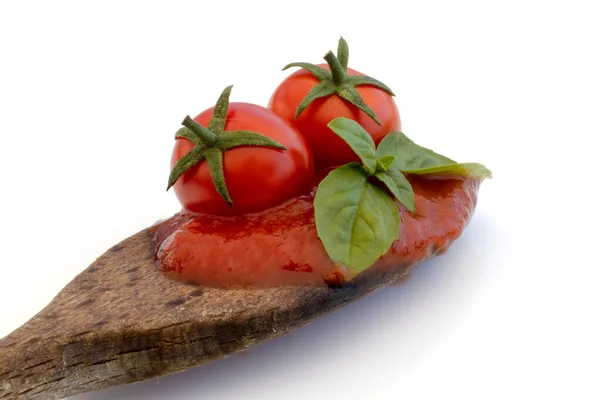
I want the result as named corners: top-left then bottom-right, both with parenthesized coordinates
top-left (377, 131), bottom-right (456, 171)
top-left (315, 163), bottom-right (400, 272)
top-left (404, 162), bottom-right (492, 179)
top-left (328, 118), bottom-right (377, 174)
top-left (375, 169), bottom-right (416, 212)
top-left (377, 155), bottom-right (396, 171)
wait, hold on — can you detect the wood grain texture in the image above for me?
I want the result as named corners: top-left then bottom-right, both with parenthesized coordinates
top-left (0, 229), bottom-right (409, 400)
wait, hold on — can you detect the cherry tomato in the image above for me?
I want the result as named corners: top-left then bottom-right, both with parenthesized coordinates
top-left (268, 64), bottom-right (401, 169)
top-left (171, 103), bottom-right (314, 216)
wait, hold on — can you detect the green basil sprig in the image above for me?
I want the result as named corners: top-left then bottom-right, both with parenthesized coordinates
top-left (376, 130), bottom-right (492, 179)
top-left (314, 117), bottom-right (491, 273)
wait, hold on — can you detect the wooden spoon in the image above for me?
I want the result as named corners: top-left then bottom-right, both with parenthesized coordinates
top-left (0, 177), bottom-right (481, 400)
top-left (0, 228), bottom-right (411, 400)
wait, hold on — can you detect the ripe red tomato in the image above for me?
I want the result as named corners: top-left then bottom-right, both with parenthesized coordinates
top-left (171, 103), bottom-right (314, 216)
top-left (268, 64), bottom-right (401, 169)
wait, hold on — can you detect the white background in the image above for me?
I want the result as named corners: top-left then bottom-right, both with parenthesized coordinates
top-left (1, 1), bottom-right (598, 399)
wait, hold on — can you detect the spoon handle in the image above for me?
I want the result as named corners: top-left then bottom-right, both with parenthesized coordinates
top-left (0, 313), bottom-right (283, 400)
top-left (1, 328), bottom-right (68, 400)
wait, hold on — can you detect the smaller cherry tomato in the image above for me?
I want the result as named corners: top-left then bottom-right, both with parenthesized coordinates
top-left (268, 38), bottom-right (401, 169)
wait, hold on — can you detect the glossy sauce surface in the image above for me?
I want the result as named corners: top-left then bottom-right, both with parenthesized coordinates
top-left (152, 176), bottom-right (481, 288)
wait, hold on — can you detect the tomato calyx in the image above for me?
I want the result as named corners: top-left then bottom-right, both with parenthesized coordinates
top-left (283, 37), bottom-right (395, 125)
top-left (167, 85), bottom-right (287, 206)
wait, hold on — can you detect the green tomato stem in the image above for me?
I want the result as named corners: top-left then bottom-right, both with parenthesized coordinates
top-left (182, 116), bottom-right (216, 144)
top-left (323, 50), bottom-right (347, 86)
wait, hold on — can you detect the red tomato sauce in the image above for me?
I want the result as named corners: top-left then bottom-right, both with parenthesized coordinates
top-left (151, 176), bottom-right (481, 288)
